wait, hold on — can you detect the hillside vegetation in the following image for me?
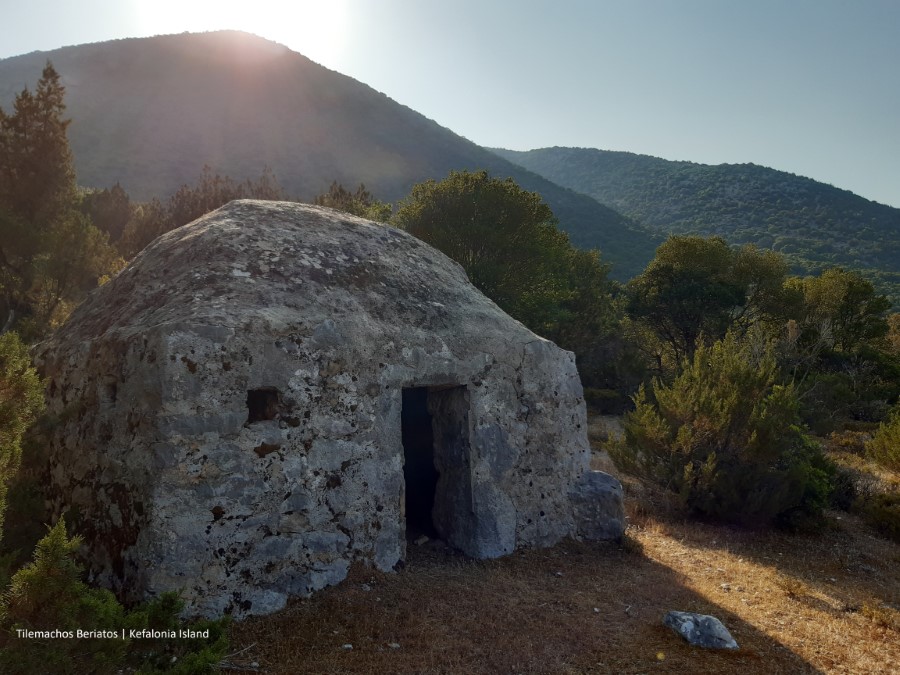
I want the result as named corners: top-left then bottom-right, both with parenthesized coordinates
top-left (1, 33), bottom-right (899, 674)
top-left (494, 146), bottom-right (900, 301)
top-left (0, 32), bottom-right (655, 279)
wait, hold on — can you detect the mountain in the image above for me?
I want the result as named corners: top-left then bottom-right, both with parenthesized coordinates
top-left (0, 31), bottom-right (656, 279)
top-left (493, 147), bottom-right (900, 302)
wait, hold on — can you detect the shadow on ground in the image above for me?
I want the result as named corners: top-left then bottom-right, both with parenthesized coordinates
top-left (230, 538), bottom-right (820, 674)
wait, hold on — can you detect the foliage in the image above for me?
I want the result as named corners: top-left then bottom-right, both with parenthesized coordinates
top-left (0, 519), bottom-right (127, 673)
top-left (78, 183), bottom-right (132, 242)
top-left (777, 271), bottom-right (897, 432)
top-left (866, 405), bottom-right (900, 472)
top-left (0, 332), bottom-right (43, 538)
top-left (827, 465), bottom-right (858, 511)
top-left (0, 519), bottom-right (229, 674)
top-left (496, 146), bottom-right (900, 305)
top-left (787, 268), bottom-right (891, 353)
top-left (124, 593), bottom-right (230, 675)
top-left (394, 170), bottom-right (570, 327)
top-left (116, 196), bottom-right (167, 259)
top-left (887, 313), bottom-right (900, 355)
top-left (314, 181), bottom-right (392, 221)
top-left (827, 429), bottom-right (870, 456)
top-left (393, 170), bottom-right (622, 386)
top-left (855, 492), bottom-right (900, 544)
top-left (627, 235), bottom-right (793, 373)
top-left (0, 62), bottom-right (123, 337)
top-left (611, 332), bottom-right (832, 527)
top-left (118, 165), bottom-right (285, 258)
top-left (0, 63), bottom-right (75, 225)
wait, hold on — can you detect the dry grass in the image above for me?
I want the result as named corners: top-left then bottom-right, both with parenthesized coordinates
top-left (225, 418), bottom-right (900, 674)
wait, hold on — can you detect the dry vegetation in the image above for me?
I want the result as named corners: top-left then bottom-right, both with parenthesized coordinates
top-left (225, 417), bottom-right (900, 674)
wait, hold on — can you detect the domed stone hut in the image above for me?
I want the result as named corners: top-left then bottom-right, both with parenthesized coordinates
top-left (37, 200), bottom-right (623, 618)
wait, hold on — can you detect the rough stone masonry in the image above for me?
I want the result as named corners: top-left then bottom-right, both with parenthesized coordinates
top-left (36, 200), bottom-right (624, 618)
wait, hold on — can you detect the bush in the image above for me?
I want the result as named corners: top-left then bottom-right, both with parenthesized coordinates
top-left (866, 406), bottom-right (900, 472)
top-left (828, 466), bottom-right (858, 511)
top-left (611, 332), bottom-right (832, 527)
top-left (0, 332), bottom-right (44, 536)
top-left (0, 519), bottom-right (127, 673)
top-left (855, 492), bottom-right (900, 543)
top-left (0, 519), bottom-right (229, 674)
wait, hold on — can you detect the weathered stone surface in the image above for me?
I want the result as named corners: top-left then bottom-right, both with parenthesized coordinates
top-left (36, 200), bottom-right (621, 618)
top-left (570, 470), bottom-right (625, 541)
top-left (663, 611), bottom-right (739, 649)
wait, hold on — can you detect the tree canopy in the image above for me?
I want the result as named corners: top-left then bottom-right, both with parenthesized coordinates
top-left (0, 62), bottom-right (121, 337)
top-left (626, 236), bottom-right (792, 372)
top-left (394, 170), bottom-right (575, 331)
top-left (313, 181), bottom-right (392, 222)
top-left (117, 166), bottom-right (285, 258)
top-left (393, 170), bottom-right (620, 386)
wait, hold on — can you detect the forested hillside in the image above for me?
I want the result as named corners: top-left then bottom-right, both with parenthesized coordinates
top-left (494, 146), bottom-right (900, 302)
top-left (0, 32), bottom-right (655, 279)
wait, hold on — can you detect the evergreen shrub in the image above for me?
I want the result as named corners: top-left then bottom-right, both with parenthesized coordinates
top-left (610, 332), bottom-right (833, 527)
top-left (856, 492), bottom-right (900, 543)
top-left (0, 519), bottom-right (229, 674)
top-left (866, 406), bottom-right (900, 472)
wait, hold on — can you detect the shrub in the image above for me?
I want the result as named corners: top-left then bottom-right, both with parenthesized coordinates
top-left (855, 492), bottom-right (900, 543)
top-left (866, 406), bottom-right (900, 472)
top-left (0, 332), bottom-right (44, 536)
top-left (0, 519), bottom-right (229, 674)
top-left (0, 519), bottom-right (127, 673)
top-left (125, 593), bottom-right (230, 675)
top-left (828, 466), bottom-right (858, 511)
top-left (611, 332), bottom-right (832, 527)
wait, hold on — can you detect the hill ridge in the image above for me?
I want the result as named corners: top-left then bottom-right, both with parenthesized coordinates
top-left (0, 31), bottom-right (656, 279)
top-left (493, 146), bottom-right (900, 301)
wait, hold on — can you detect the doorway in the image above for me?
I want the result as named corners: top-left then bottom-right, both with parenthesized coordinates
top-left (401, 387), bottom-right (439, 538)
top-left (401, 385), bottom-right (473, 549)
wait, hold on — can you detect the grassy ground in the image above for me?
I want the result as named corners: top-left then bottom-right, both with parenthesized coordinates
top-left (224, 418), bottom-right (900, 674)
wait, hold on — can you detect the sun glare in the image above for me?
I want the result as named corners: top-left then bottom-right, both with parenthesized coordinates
top-left (136, 0), bottom-right (350, 65)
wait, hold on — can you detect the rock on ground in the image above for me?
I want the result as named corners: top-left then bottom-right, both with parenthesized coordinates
top-left (663, 610), bottom-right (739, 650)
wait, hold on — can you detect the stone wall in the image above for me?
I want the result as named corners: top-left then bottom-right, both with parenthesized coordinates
top-left (37, 200), bottom-right (615, 618)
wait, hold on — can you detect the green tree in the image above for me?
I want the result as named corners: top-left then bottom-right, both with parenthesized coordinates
top-left (0, 62), bottom-right (74, 227)
top-left (165, 165), bottom-right (283, 230)
top-left (788, 268), bottom-right (891, 353)
top-left (78, 183), bottom-right (132, 242)
top-left (887, 313), bottom-right (900, 356)
top-left (116, 197), bottom-right (167, 259)
top-left (394, 170), bottom-right (571, 331)
top-left (627, 236), bottom-right (794, 375)
top-left (544, 248), bottom-right (630, 389)
top-left (612, 331), bottom-right (832, 527)
top-left (779, 268), bottom-right (896, 430)
top-left (119, 166), bottom-right (286, 258)
top-left (394, 170), bottom-right (621, 385)
top-left (0, 332), bottom-right (43, 538)
top-left (0, 519), bottom-right (128, 673)
top-left (866, 404), bottom-right (900, 472)
top-left (0, 62), bottom-right (121, 336)
top-left (313, 181), bottom-right (392, 221)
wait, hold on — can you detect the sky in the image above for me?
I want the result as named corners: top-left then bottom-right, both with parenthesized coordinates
top-left (1, 0), bottom-right (898, 208)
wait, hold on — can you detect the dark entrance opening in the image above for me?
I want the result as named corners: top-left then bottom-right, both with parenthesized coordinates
top-left (401, 387), bottom-right (439, 539)
top-left (246, 387), bottom-right (279, 424)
